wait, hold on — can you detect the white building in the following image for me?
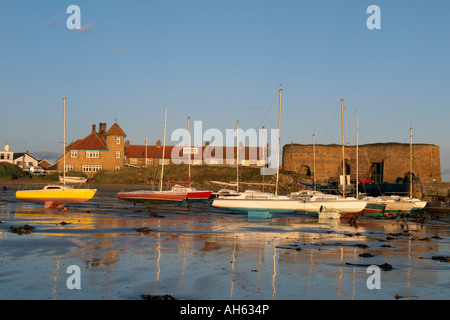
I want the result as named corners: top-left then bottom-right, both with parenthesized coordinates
top-left (0, 141), bottom-right (14, 164)
top-left (13, 152), bottom-right (39, 170)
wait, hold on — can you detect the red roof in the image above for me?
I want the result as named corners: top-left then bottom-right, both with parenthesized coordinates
top-left (66, 132), bottom-right (107, 150)
top-left (126, 145), bottom-right (266, 161)
top-left (106, 123), bottom-right (126, 136)
top-left (66, 122), bottom-right (126, 150)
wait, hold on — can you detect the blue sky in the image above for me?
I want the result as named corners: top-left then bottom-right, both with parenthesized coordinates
top-left (1, 1), bottom-right (450, 179)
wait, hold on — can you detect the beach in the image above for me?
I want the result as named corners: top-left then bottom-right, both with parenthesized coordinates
top-left (0, 179), bottom-right (449, 301)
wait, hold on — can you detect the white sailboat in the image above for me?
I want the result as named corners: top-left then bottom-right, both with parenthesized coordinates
top-left (212, 92), bottom-right (368, 218)
top-left (212, 89), bottom-right (291, 218)
top-left (370, 127), bottom-right (427, 214)
top-left (290, 99), bottom-right (367, 219)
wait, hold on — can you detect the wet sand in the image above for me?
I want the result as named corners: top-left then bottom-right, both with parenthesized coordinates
top-left (0, 180), bottom-right (449, 301)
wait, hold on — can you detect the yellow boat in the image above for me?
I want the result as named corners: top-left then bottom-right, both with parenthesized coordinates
top-left (15, 98), bottom-right (97, 209)
top-left (16, 184), bottom-right (97, 209)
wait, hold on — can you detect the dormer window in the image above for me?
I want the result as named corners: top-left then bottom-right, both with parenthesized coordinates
top-left (116, 137), bottom-right (121, 144)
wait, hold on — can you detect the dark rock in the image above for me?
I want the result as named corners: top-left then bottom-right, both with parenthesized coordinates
top-left (9, 224), bottom-right (34, 235)
top-left (135, 227), bottom-right (152, 233)
top-left (431, 256), bottom-right (450, 262)
top-left (359, 253), bottom-right (375, 258)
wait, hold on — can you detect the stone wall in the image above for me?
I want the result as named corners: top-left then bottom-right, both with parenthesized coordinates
top-left (282, 143), bottom-right (441, 184)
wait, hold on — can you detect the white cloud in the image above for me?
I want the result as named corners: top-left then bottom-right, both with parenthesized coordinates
top-left (77, 22), bottom-right (94, 35)
top-left (45, 16), bottom-right (61, 28)
top-left (116, 48), bottom-right (130, 53)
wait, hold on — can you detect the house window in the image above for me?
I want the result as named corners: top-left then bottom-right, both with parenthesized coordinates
top-left (82, 165), bottom-right (102, 172)
top-left (86, 151), bottom-right (100, 158)
top-left (116, 137), bottom-right (121, 144)
top-left (115, 151), bottom-right (121, 159)
top-left (130, 158), bottom-right (137, 165)
top-left (65, 165), bottom-right (74, 172)
top-left (0, 153), bottom-right (4, 160)
top-left (159, 159), bottom-right (169, 165)
top-left (115, 165), bottom-right (120, 171)
top-left (71, 151), bottom-right (78, 158)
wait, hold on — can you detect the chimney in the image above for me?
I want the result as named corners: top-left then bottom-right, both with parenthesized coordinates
top-left (92, 124), bottom-right (96, 133)
top-left (156, 139), bottom-right (161, 148)
top-left (4, 141), bottom-right (9, 152)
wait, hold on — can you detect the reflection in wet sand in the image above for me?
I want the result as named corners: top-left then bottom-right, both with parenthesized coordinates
top-left (0, 188), bottom-right (449, 300)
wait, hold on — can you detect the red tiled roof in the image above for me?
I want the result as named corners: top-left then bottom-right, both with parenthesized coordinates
top-left (66, 132), bottom-right (108, 150)
top-left (106, 123), bottom-right (126, 136)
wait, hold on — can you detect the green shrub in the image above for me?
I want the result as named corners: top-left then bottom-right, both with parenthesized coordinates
top-left (0, 163), bottom-right (31, 180)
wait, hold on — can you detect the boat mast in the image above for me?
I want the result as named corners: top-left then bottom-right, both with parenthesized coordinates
top-left (275, 89), bottom-right (282, 196)
top-left (187, 116), bottom-right (191, 186)
top-left (160, 108), bottom-right (167, 192)
top-left (410, 127), bottom-right (413, 198)
top-left (313, 134), bottom-right (316, 191)
top-left (63, 97), bottom-right (66, 187)
top-left (356, 112), bottom-right (359, 198)
top-left (341, 99), bottom-right (345, 198)
top-left (262, 125), bottom-right (265, 191)
top-left (236, 120), bottom-right (239, 193)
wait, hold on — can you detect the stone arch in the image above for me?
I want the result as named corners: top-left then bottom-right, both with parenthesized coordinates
top-left (297, 164), bottom-right (311, 176)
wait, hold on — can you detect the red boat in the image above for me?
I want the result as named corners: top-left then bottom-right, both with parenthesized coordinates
top-left (117, 185), bottom-right (212, 207)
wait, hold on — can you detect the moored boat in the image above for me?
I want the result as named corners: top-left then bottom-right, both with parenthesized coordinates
top-left (290, 190), bottom-right (368, 216)
top-left (16, 184), bottom-right (96, 209)
top-left (15, 98), bottom-right (97, 209)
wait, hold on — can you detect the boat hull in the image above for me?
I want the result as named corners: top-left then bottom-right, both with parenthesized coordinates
top-left (342, 202), bottom-right (387, 218)
top-left (295, 199), bottom-right (367, 214)
top-left (212, 198), bottom-right (367, 215)
top-left (116, 191), bottom-right (188, 206)
top-left (186, 191), bottom-right (213, 200)
top-left (212, 198), bottom-right (298, 214)
top-left (16, 189), bottom-right (97, 208)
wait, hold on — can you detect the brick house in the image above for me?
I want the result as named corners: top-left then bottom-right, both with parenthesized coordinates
top-left (56, 122), bottom-right (126, 177)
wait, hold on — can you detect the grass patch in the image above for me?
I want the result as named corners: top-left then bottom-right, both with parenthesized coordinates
top-left (92, 165), bottom-right (306, 193)
top-left (0, 163), bottom-right (31, 180)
